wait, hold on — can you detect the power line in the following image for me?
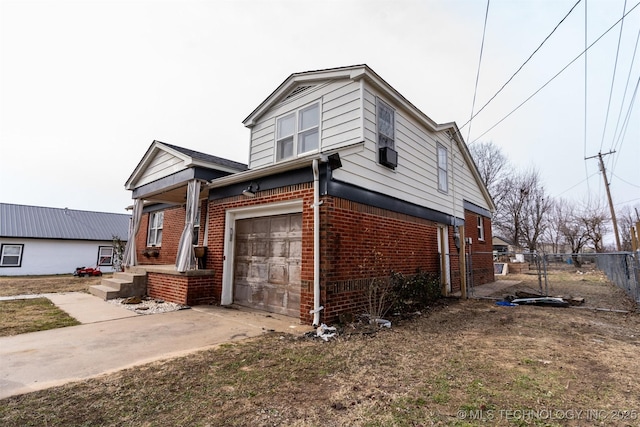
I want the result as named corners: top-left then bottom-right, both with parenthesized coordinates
top-left (584, 0), bottom-right (590, 193)
top-left (610, 25), bottom-right (640, 156)
top-left (553, 171), bottom-right (599, 197)
top-left (470, 1), bottom-right (640, 145)
top-left (598, 0), bottom-right (628, 153)
top-left (461, 0), bottom-right (583, 134)
top-left (613, 172), bottom-right (640, 188)
top-left (611, 74), bottom-right (640, 175)
top-left (466, 0), bottom-right (491, 145)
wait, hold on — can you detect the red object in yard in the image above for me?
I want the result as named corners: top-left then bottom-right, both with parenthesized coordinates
top-left (73, 266), bottom-right (102, 277)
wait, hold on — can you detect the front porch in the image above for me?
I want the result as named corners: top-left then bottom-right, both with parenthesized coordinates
top-left (90, 265), bottom-right (216, 306)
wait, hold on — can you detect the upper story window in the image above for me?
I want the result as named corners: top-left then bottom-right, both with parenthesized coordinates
top-left (147, 211), bottom-right (164, 246)
top-left (276, 102), bottom-right (319, 161)
top-left (0, 244), bottom-right (23, 267)
top-left (437, 143), bottom-right (448, 193)
top-left (377, 99), bottom-right (395, 149)
top-left (477, 215), bottom-right (485, 241)
top-left (377, 99), bottom-right (397, 169)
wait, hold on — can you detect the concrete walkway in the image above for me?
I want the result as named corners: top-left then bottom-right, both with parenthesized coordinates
top-left (0, 293), bottom-right (312, 400)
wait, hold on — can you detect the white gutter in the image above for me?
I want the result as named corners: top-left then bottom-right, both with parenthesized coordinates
top-left (311, 158), bottom-right (323, 326)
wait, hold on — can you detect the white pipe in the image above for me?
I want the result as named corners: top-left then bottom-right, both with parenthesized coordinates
top-left (312, 159), bottom-right (322, 326)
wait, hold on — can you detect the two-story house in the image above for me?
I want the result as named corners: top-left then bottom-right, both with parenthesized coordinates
top-left (109, 65), bottom-right (496, 325)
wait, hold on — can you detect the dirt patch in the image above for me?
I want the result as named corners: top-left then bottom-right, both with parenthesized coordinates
top-left (483, 265), bottom-right (637, 312)
top-left (1, 267), bottom-right (639, 426)
top-left (0, 275), bottom-right (103, 296)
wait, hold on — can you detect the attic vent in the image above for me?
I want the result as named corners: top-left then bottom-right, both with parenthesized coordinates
top-left (285, 85), bottom-right (313, 100)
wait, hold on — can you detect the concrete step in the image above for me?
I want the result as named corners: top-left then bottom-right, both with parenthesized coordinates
top-left (89, 284), bottom-right (121, 300)
top-left (89, 272), bottom-right (148, 300)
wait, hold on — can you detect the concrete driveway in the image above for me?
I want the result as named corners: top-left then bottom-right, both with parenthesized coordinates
top-left (0, 293), bottom-right (311, 400)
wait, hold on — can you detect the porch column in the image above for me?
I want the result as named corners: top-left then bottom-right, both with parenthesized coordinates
top-left (123, 198), bottom-right (144, 268)
top-left (176, 179), bottom-right (201, 272)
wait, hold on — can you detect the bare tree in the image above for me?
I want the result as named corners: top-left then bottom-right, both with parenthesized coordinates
top-left (617, 204), bottom-right (640, 251)
top-left (468, 140), bottom-right (510, 204)
top-left (578, 199), bottom-right (610, 253)
top-left (520, 178), bottom-right (552, 251)
top-left (544, 198), bottom-right (571, 253)
top-left (493, 167), bottom-right (546, 250)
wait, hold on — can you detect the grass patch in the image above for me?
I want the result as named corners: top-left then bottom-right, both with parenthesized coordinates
top-left (0, 298), bottom-right (80, 336)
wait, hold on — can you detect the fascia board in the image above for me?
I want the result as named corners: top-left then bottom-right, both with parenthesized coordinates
top-left (206, 155), bottom-right (320, 189)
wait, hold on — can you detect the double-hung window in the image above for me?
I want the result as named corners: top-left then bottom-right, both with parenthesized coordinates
top-left (147, 211), bottom-right (164, 246)
top-left (377, 99), bottom-right (397, 169)
top-left (193, 208), bottom-right (201, 245)
top-left (377, 99), bottom-right (395, 150)
top-left (437, 143), bottom-right (448, 193)
top-left (98, 246), bottom-right (114, 266)
top-left (477, 216), bottom-right (485, 241)
top-left (0, 244), bottom-right (23, 267)
top-left (276, 102), bottom-right (319, 161)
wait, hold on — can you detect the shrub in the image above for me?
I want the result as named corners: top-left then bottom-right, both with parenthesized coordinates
top-left (390, 270), bottom-right (442, 314)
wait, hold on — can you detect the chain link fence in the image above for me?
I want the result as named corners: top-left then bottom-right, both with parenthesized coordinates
top-left (595, 252), bottom-right (640, 304)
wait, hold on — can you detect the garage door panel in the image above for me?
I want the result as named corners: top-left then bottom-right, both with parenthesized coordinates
top-left (269, 240), bottom-right (288, 257)
top-left (234, 213), bottom-right (302, 317)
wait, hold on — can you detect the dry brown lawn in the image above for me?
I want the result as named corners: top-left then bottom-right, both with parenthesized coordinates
top-left (1, 267), bottom-right (639, 426)
top-left (0, 275), bottom-right (103, 296)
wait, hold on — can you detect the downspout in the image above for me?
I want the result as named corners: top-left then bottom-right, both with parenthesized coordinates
top-left (311, 159), bottom-right (323, 326)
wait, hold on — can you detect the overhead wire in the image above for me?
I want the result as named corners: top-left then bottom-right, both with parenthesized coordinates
top-left (610, 74), bottom-right (640, 178)
top-left (584, 0), bottom-right (590, 193)
top-left (469, 1), bottom-right (640, 145)
top-left (466, 0), bottom-right (491, 145)
top-left (461, 0), bottom-right (583, 134)
top-left (610, 24), bottom-right (640, 155)
top-left (598, 0), bottom-right (628, 153)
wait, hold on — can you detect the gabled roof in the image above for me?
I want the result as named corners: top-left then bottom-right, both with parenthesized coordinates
top-left (242, 64), bottom-right (496, 212)
top-left (125, 140), bottom-right (247, 190)
top-left (0, 203), bottom-right (131, 241)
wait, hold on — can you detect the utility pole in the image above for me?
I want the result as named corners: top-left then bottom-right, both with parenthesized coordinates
top-left (585, 151), bottom-right (622, 251)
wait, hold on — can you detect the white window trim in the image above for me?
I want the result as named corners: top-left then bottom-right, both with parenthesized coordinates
top-left (221, 200), bottom-right (303, 305)
top-left (98, 246), bottom-right (114, 266)
top-left (477, 216), bottom-right (485, 241)
top-left (376, 98), bottom-right (395, 149)
top-left (275, 101), bottom-right (320, 162)
top-left (437, 143), bottom-right (448, 193)
top-left (147, 211), bottom-right (164, 247)
top-left (0, 244), bottom-right (24, 267)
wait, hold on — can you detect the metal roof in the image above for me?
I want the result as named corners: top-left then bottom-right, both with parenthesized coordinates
top-left (0, 203), bottom-right (131, 241)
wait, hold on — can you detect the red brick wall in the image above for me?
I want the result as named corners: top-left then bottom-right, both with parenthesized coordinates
top-left (463, 210), bottom-right (495, 286)
top-left (135, 206), bottom-right (186, 265)
top-left (319, 197), bottom-right (447, 323)
top-left (146, 272), bottom-right (216, 306)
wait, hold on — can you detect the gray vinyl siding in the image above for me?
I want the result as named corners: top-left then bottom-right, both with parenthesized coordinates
top-left (333, 85), bottom-right (491, 217)
top-left (248, 80), bottom-right (362, 169)
top-left (137, 151), bottom-right (184, 187)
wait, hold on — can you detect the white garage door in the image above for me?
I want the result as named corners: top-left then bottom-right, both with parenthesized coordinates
top-left (233, 213), bottom-right (302, 317)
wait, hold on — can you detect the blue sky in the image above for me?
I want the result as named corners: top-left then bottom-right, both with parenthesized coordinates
top-left (1, 0), bottom-right (638, 217)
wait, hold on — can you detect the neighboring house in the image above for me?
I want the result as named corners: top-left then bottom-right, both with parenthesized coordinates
top-left (0, 203), bottom-right (130, 276)
top-left (121, 65), bottom-right (496, 325)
